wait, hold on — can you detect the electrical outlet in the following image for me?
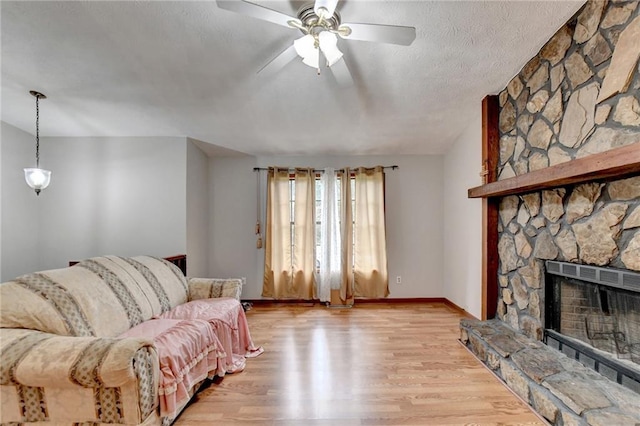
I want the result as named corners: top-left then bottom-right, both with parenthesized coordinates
top-left (396, 276), bottom-right (402, 284)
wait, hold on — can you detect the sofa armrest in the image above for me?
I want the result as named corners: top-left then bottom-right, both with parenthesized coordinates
top-left (1, 328), bottom-right (159, 424)
top-left (1, 328), bottom-right (157, 389)
top-left (188, 277), bottom-right (244, 301)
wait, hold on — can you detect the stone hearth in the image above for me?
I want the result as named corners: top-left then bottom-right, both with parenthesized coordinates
top-left (460, 319), bottom-right (640, 425)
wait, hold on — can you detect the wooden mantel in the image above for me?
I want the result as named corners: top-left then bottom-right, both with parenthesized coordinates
top-left (472, 95), bottom-right (639, 320)
top-left (469, 142), bottom-right (640, 199)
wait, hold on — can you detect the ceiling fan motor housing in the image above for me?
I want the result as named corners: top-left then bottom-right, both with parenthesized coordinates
top-left (297, 3), bottom-right (341, 34)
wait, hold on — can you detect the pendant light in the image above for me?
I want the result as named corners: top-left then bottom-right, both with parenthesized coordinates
top-left (24, 91), bottom-right (51, 196)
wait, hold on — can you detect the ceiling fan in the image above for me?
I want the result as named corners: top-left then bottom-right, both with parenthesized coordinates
top-left (216, 0), bottom-right (416, 84)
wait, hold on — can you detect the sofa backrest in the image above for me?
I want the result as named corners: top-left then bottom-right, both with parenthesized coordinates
top-left (0, 255), bottom-right (188, 337)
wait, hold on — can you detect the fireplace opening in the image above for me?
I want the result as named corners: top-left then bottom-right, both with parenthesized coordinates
top-left (598, 287), bottom-right (610, 315)
top-left (544, 260), bottom-right (640, 394)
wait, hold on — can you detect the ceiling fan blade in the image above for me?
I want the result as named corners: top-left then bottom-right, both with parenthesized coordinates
top-left (339, 23), bottom-right (416, 46)
top-left (330, 59), bottom-right (353, 87)
top-left (258, 44), bottom-right (298, 76)
top-left (216, 0), bottom-right (298, 28)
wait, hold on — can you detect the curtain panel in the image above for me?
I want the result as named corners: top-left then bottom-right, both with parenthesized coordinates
top-left (317, 168), bottom-right (341, 303)
top-left (263, 165), bottom-right (388, 301)
top-left (338, 168), bottom-right (355, 303)
top-left (353, 166), bottom-right (389, 298)
top-left (292, 168), bottom-right (317, 299)
top-left (262, 167), bottom-right (316, 299)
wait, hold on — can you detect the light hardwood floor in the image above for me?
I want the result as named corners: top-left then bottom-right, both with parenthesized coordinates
top-left (175, 303), bottom-right (546, 425)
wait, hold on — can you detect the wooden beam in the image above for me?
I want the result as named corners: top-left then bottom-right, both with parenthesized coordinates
top-left (469, 142), bottom-right (640, 199)
top-left (482, 96), bottom-right (500, 183)
top-left (481, 95), bottom-right (499, 320)
top-left (482, 198), bottom-right (499, 320)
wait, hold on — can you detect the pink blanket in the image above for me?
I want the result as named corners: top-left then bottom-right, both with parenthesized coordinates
top-left (119, 318), bottom-right (225, 417)
top-left (156, 298), bottom-right (263, 374)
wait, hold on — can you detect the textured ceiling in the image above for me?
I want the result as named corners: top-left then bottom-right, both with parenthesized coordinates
top-left (1, 1), bottom-right (584, 156)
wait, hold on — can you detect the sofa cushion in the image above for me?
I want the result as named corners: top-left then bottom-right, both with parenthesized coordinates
top-left (0, 256), bottom-right (188, 337)
top-left (188, 277), bottom-right (243, 301)
top-left (119, 318), bottom-right (224, 417)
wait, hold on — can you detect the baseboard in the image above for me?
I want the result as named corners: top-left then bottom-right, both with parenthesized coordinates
top-left (443, 299), bottom-right (478, 320)
top-left (243, 299), bottom-right (324, 306)
top-left (353, 297), bottom-right (447, 304)
top-left (243, 297), bottom-right (478, 319)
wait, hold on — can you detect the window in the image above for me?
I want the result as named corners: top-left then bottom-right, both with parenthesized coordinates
top-left (263, 166), bottom-right (388, 300)
top-left (286, 174), bottom-right (354, 272)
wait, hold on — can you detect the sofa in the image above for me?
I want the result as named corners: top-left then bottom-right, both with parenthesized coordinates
top-left (0, 255), bottom-right (262, 425)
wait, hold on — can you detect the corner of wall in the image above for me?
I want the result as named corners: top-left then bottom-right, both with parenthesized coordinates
top-left (0, 123), bottom-right (3, 281)
top-left (186, 139), bottom-right (210, 278)
top-left (443, 110), bottom-right (484, 319)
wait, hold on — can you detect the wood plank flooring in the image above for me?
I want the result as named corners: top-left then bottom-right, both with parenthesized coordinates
top-left (175, 303), bottom-right (546, 425)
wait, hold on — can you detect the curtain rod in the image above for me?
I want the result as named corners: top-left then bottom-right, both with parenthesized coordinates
top-left (252, 165), bottom-right (399, 173)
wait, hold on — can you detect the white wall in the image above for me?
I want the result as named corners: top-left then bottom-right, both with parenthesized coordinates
top-left (1, 131), bottom-right (188, 277)
top-left (2, 124), bottom-right (469, 309)
top-left (209, 155), bottom-right (443, 300)
top-left (40, 136), bottom-right (187, 270)
top-left (443, 110), bottom-right (483, 318)
top-left (186, 139), bottom-right (210, 277)
top-left (0, 123), bottom-right (2, 280)
top-left (1, 122), bottom-right (40, 280)
top-left (209, 155), bottom-right (259, 294)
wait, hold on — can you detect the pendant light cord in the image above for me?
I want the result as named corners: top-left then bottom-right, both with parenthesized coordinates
top-left (35, 94), bottom-right (40, 168)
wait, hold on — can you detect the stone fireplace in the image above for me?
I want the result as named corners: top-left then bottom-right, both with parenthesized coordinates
top-left (495, 178), bottom-right (640, 342)
top-left (462, 1), bottom-right (640, 424)
top-left (492, 0), bottom-right (640, 355)
top-left (545, 260), bottom-right (640, 392)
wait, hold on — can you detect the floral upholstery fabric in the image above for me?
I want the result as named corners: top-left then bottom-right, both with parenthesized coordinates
top-left (0, 327), bottom-right (157, 424)
top-left (0, 255), bottom-right (257, 425)
top-left (0, 256), bottom-right (188, 338)
top-left (187, 277), bottom-right (244, 301)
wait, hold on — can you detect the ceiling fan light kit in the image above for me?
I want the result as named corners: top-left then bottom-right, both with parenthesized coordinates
top-left (294, 31), bottom-right (343, 72)
top-left (290, 2), bottom-right (344, 72)
top-left (216, 0), bottom-right (416, 79)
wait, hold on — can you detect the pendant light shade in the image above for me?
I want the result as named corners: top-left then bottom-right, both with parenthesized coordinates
top-left (318, 31), bottom-right (343, 66)
top-left (24, 168), bottom-right (52, 194)
top-left (24, 90), bottom-right (51, 196)
top-left (302, 47), bottom-right (320, 69)
top-left (294, 34), bottom-right (316, 59)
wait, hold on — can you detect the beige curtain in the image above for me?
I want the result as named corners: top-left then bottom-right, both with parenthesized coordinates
top-left (336, 168), bottom-right (354, 304)
top-left (353, 166), bottom-right (389, 298)
top-left (262, 167), bottom-right (316, 299)
top-left (292, 168), bottom-right (316, 299)
top-left (262, 167), bottom-right (291, 298)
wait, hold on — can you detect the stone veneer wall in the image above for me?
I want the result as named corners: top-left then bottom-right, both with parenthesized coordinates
top-left (495, 0), bottom-right (640, 339)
